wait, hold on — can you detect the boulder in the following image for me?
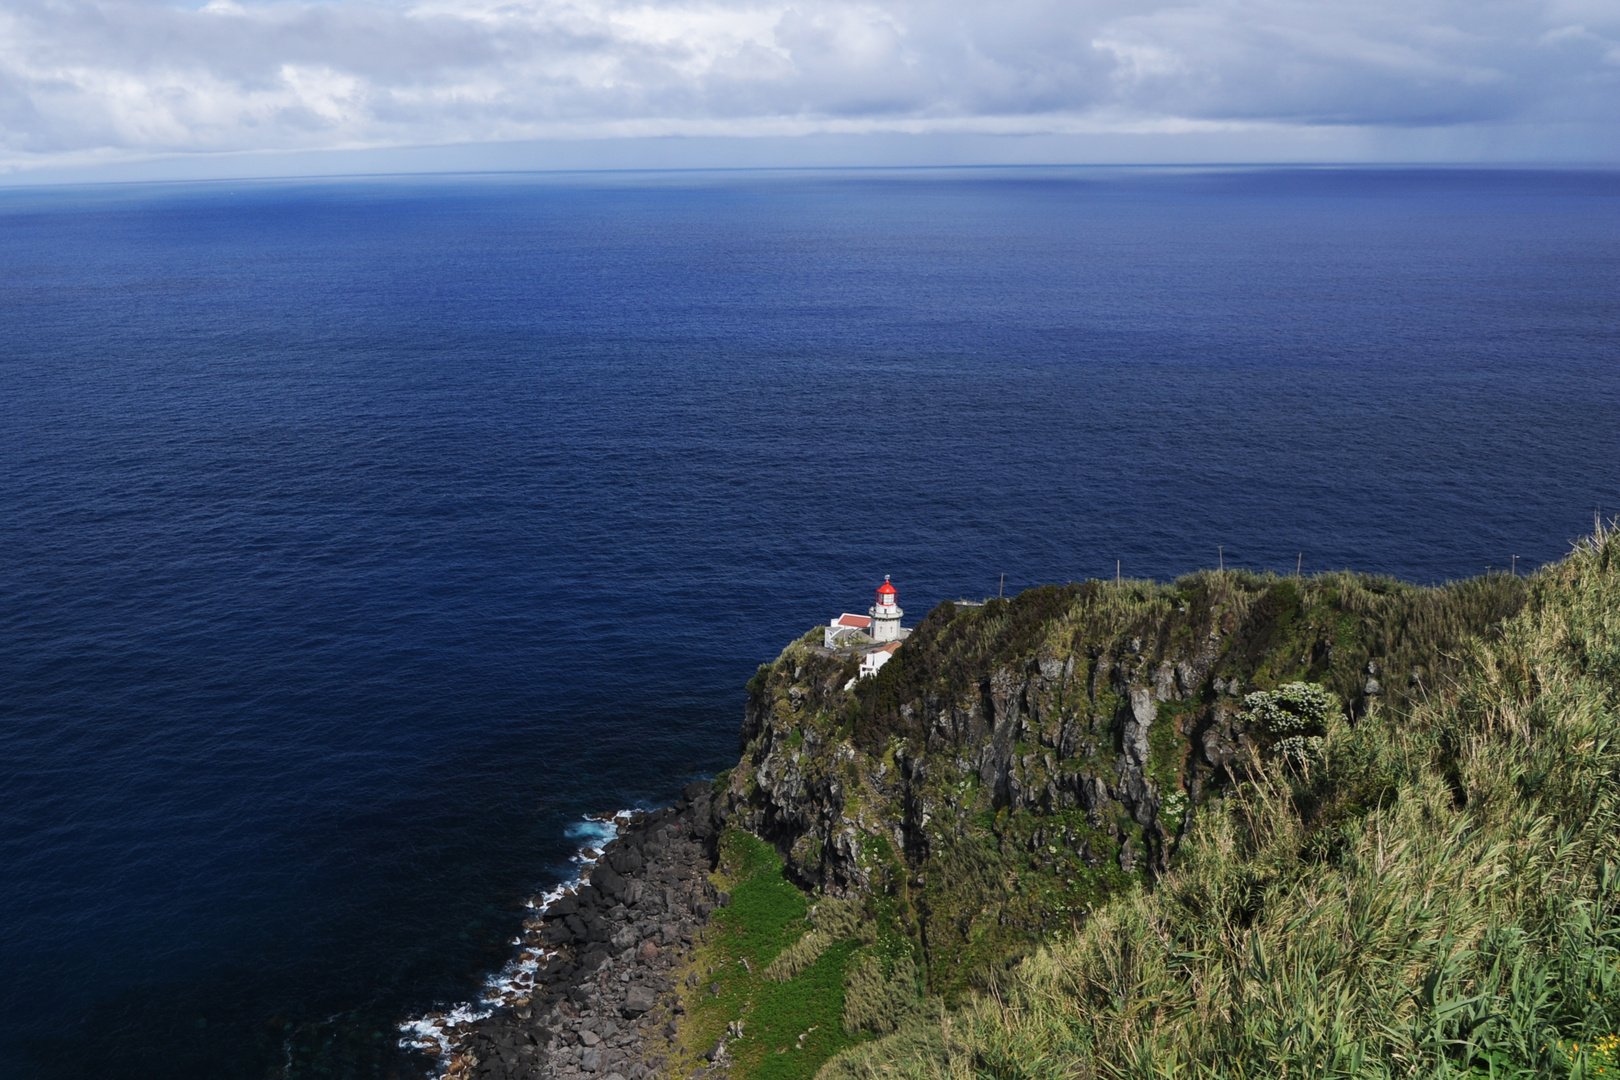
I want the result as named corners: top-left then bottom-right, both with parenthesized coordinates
top-left (622, 985), bottom-right (657, 1017)
top-left (592, 865), bottom-right (628, 901)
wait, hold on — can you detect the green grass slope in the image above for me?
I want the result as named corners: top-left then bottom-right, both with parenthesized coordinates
top-left (663, 831), bottom-right (916, 1080)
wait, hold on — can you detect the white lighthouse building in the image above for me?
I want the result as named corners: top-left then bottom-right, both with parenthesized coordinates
top-left (869, 576), bottom-right (904, 643)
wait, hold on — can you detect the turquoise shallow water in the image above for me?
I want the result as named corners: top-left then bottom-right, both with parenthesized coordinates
top-left (1, 167), bottom-right (1618, 1079)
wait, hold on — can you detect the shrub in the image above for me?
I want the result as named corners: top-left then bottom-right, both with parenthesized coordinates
top-left (1240, 681), bottom-right (1336, 767)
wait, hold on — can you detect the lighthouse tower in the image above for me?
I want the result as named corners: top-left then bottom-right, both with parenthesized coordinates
top-left (869, 576), bottom-right (904, 643)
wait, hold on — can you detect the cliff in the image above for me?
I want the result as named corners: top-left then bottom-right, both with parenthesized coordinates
top-left (436, 546), bottom-right (1618, 1080)
top-left (716, 570), bottom-right (1528, 1002)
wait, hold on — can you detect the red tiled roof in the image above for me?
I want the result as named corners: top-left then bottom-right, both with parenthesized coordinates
top-left (878, 641), bottom-right (902, 653)
top-left (837, 614), bottom-right (872, 628)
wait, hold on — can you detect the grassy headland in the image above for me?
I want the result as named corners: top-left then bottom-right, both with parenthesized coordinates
top-left (700, 529), bottom-right (1620, 1080)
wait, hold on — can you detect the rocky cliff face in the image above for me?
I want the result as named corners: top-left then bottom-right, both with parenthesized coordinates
top-left (717, 571), bottom-right (1526, 998)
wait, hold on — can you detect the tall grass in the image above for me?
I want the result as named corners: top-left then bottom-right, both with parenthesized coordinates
top-left (766, 897), bottom-right (864, 982)
top-left (849, 566), bottom-right (1527, 754)
top-left (822, 527), bottom-right (1620, 1080)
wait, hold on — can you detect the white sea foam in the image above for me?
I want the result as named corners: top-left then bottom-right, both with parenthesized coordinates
top-left (398, 809), bottom-right (634, 1075)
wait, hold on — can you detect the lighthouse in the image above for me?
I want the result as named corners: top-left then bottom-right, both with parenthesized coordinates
top-left (869, 576), bottom-right (904, 643)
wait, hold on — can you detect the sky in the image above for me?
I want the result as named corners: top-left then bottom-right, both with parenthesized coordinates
top-left (1, 0), bottom-right (1618, 180)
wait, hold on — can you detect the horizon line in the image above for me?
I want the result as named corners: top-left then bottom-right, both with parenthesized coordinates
top-left (6, 159), bottom-right (1620, 193)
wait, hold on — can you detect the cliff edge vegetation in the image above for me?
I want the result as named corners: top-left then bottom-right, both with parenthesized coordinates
top-left (677, 528), bottom-right (1619, 1080)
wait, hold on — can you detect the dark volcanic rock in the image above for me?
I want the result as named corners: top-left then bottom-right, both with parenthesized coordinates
top-left (432, 786), bottom-right (724, 1080)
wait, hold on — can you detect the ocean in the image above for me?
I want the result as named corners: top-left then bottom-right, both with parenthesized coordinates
top-left (1, 166), bottom-right (1617, 1079)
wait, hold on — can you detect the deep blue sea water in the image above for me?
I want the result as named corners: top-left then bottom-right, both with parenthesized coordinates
top-left (2, 166), bottom-right (1618, 1080)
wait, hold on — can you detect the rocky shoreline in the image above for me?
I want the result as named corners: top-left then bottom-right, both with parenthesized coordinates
top-left (421, 782), bottom-right (727, 1080)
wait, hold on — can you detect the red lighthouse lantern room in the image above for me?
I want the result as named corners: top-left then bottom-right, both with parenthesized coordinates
top-left (876, 576), bottom-right (897, 607)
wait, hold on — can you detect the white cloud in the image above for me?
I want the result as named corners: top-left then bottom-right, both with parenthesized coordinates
top-left (0, 0), bottom-right (1615, 169)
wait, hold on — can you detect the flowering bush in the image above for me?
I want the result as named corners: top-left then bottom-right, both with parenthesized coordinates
top-left (1240, 681), bottom-right (1335, 766)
